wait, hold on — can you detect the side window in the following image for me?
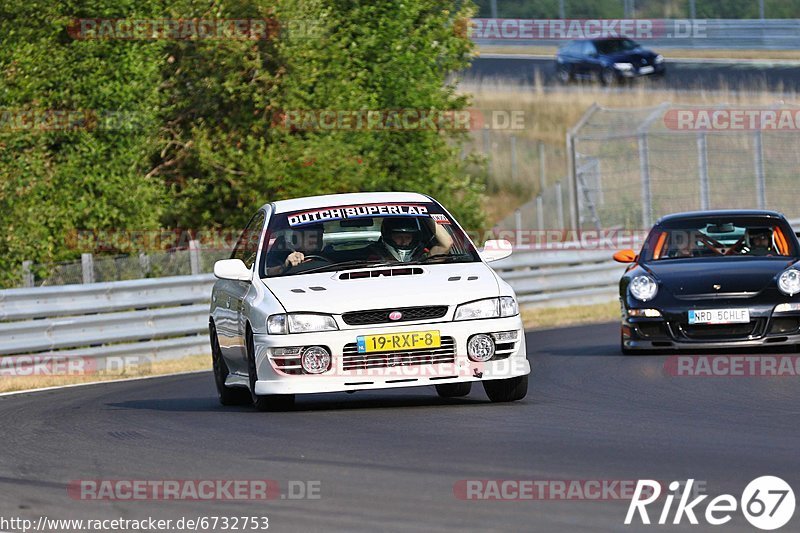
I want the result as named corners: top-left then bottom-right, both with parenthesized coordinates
top-left (582, 41), bottom-right (596, 56)
top-left (232, 211), bottom-right (266, 269)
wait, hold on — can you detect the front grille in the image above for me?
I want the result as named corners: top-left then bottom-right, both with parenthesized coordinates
top-left (341, 336), bottom-right (455, 370)
top-left (636, 322), bottom-right (668, 339)
top-left (671, 319), bottom-right (765, 341)
top-left (342, 306), bottom-right (448, 326)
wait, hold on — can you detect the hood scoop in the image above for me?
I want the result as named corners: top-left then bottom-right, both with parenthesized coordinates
top-left (339, 267), bottom-right (423, 280)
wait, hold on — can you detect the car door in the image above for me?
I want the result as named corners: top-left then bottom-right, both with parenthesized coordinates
top-left (220, 210), bottom-right (266, 375)
top-left (579, 40), bottom-right (601, 78)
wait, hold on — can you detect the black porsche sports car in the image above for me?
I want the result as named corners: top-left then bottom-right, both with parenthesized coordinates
top-left (615, 210), bottom-right (800, 354)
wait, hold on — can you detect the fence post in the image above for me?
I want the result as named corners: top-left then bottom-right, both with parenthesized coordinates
top-left (22, 261), bottom-right (34, 288)
top-left (189, 240), bottom-right (201, 275)
top-left (81, 253), bottom-right (95, 284)
top-left (556, 181), bottom-right (565, 229)
top-left (139, 253), bottom-right (151, 277)
top-left (536, 196), bottom-right (545, 231)
top-left (510, 135), bottom-right (518, 182)
top-left (638, 132), bottom-right (652, 228)
top-left (567, 132), bottom-right (578, 229)
top-left (697, 132), bottom-right (709, 210)
top-left (482, 128), bottom-right (492, 177)
top-left (754, 130), bottom-right (766, 209)
top-left (539, 141), bottom-right (546, 191)
top-left (514, 209), bottom-right (522, 247)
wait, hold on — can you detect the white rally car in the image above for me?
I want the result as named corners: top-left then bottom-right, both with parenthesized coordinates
top-left (209, 192), bottom-right (529, 410)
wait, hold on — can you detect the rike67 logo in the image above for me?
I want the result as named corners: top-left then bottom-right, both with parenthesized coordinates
top-left (626, 477), bottom-right (795, 530)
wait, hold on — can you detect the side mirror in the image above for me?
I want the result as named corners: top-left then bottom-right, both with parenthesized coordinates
top-left (613, 249), bottom-right (637, 263)
top-left (214, 259), bottom-right (252, 281)
top-left (480, 239), bottom-right (513, 262)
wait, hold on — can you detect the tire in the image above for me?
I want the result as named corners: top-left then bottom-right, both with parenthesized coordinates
top-left (600, 67), bottom-right (616, 86)
top-left (483, 374), bottom-right (528, 403)
top-left (246, 327), bottom-right (295, 412)
top-left (210, 322), bottom-right (251, 406)
top-left (557, 65), bottom-right (572, 84)
top-left (435, 382), bottom-right (472, 398)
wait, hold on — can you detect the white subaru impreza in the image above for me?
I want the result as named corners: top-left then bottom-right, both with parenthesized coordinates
top-left (209, 192), bottom-right (529, 410)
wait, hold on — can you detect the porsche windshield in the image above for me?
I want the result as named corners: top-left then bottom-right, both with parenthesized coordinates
top-left (259, 202), bottom-right (479, 277)
top-left (642, 217), bottom-right (798, 261)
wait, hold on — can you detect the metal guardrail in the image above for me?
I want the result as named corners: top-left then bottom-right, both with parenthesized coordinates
top-left (2, 223), bottom-right (799, 362)
top-left (472, 19), bottom-right (800, 50)
top-left (0, 274), bottom-right (215, 360)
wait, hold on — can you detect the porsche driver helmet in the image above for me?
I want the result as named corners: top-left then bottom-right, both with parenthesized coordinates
top-left (381, 217), bottom-right (423, 262)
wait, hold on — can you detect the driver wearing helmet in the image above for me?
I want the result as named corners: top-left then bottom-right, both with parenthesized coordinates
top-left (376, 216), bottom-right (453, 262)
top-left (745, 228), bottom-right (774, 256)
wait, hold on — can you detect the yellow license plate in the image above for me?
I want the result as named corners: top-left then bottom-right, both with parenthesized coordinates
top-left (357, 330), bottom-right (441, 354)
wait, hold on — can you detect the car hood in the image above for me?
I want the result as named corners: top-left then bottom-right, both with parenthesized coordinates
top-left (605, 49), bottom-right (656, 63)
top-left (642, 258), bottom-right (796, 296)
top-left (262, 262), bottom-right (500, 314)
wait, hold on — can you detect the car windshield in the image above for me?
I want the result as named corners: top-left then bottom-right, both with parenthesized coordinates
top-left (259, 202), bottom-right (479, 277)
top-left (641, 216), bottom-right (797, 261)
top-left (595, 39), bottom-right (639, 54)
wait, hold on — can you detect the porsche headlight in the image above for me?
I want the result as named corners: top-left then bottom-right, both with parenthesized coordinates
top-left (778, 269), bottom-right (800, 296)
top-left (267, 313), bottom-right (338, 334)
top-left (629, 275), bottom-right (658, 301)
top-left (455, 297), bottom-right (519, 321)
top-left (654, 54), bottom-right (665, 64)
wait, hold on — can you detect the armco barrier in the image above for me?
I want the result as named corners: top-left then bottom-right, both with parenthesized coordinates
top-left (3, 223), bottom-right (798, 362)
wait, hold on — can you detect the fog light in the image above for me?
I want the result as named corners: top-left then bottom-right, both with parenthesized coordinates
top-left (467, 334), bottom-right (495, 362)
top-left (775, 303), bottom-right (800, 313)
top-left (301, 346), bottom-right (331, 374)
top-left (628, 308), bottom-right (662, 317)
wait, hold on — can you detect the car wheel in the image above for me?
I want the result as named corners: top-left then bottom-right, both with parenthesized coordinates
top-left (246, 327), bottom-right (295, 412)
top-left (435, 382), bottom-right (472, 398)
top-left (483, 374), bottom-right (528, 403)
top-left (600, 67), bottom-right (616, 86)
top-left (557, 65), bottom-right (572, 84)
top-left (210, 322), bottom-right (251, 406)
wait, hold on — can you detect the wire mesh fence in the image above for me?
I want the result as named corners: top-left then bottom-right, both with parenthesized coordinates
top-left (569, 103), bottom-right (800, 230)
top-left (25, 247), bottom-right (231, 288)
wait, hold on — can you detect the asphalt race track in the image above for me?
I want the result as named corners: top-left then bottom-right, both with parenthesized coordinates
top-left (469, 55), bottom-right (800, 92)
top-left (1, 323), bottom-right (799, 532)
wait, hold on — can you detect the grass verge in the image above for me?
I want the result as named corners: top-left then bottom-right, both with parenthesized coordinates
top-left (521, 301), bottom-right (619, 330)
top-left (0, 353), bottom-right (211, 394)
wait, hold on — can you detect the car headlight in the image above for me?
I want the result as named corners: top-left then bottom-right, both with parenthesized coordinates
top-left (614, 62), bottom-right (633, 71)
top-left (267, 313), bottom-right (338, 334)
top-left (655, 54), bottom-right (664, 64)
top-left (629, 275), bottom-right (658, 301)
top-left (455, 297), bottom-right (519, 321)
top-left (778, 269), bottom-right (800, 296)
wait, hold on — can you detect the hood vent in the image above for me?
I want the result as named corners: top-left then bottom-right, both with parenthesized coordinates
top-left (339, 267), bottom-right (423, 280)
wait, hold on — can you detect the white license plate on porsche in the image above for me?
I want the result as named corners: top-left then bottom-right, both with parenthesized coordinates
top-left (640, 66), bottom-right (655, 74)
top-left (688, 309), bottom-right (750, 325)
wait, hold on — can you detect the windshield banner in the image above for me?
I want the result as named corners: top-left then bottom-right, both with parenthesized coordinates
top-left (288, 204), bottom-right (429, 227)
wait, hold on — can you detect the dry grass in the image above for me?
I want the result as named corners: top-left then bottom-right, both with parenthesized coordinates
top-left (466, 81), bottom-right (800, 222)
top-left (0, 354), bottom-right (211, 394)
top-left (479, 45), bottom-right (800, 61)
top-left (521, 301), bottom-right (619, 330)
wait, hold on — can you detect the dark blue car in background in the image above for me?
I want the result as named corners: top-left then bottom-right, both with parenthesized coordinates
top-left (555, 38), bottom-right (665, 85)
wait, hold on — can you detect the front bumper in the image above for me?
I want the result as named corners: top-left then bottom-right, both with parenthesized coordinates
top-left (249, 316), bottom-right (529, 395)
top-left (617, 63), bottom-right (666, 78)
top-left (622, 303), bottom-right (800, 351)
